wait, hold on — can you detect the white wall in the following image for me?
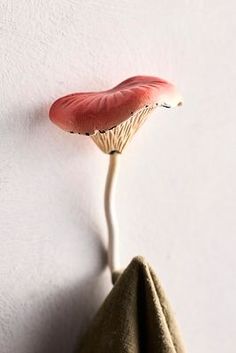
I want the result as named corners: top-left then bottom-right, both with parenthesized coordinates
top-left (0, 1), bottom-right (235, 352)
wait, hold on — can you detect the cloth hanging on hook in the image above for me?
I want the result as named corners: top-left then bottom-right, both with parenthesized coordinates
top-left (77, 256), bottom-right (186, 353)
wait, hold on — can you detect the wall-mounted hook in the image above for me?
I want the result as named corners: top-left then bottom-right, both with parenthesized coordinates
top-left (49, 75), bottom-right (182, 282)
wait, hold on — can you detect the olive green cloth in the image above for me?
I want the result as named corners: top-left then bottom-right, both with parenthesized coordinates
top-left (78, 256), bottom-right (186, 353)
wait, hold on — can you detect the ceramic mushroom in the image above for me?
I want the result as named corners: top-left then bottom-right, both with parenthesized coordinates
top-left (49, 76), bottom-right (182, 154)
top-left (49, 75), bottom-right (182, 280)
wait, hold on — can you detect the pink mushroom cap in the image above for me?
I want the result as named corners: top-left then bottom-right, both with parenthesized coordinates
top-left (49, 75), bottom-right (182, 135)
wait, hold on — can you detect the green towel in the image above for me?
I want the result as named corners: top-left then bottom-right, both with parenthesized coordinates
top-left (78, 256), bottom-right (186, 353)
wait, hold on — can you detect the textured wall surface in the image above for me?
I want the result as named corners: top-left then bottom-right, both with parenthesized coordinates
top-left (0, 1), bottom-right (235, 352)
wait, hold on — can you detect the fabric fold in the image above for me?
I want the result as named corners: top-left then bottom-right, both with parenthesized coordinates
top-left (78, 256), bottom-right (186, 353)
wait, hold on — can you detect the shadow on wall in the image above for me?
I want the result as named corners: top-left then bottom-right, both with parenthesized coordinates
top-left (3, 100), bottom-right (95, 152)
top-left (32, 256), bottom-right (109, 353)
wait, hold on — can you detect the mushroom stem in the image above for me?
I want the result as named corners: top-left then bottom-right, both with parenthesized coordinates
top-left (104, 151), bottom-right (120, 278)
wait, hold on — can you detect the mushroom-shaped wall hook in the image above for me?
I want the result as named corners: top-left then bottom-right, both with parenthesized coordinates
top-left (49, 75), bottom-right (182, 281)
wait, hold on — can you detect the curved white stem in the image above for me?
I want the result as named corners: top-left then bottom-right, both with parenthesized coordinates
top-left (104, 152), bottom-right (120, 276)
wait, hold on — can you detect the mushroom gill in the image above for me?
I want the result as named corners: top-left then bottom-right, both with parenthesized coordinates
top-left (91, 104), bottom-right (156, 154)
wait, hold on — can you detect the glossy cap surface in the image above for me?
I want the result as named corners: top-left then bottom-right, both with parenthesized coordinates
top-left (49, 75), bottom-right (182, 135)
